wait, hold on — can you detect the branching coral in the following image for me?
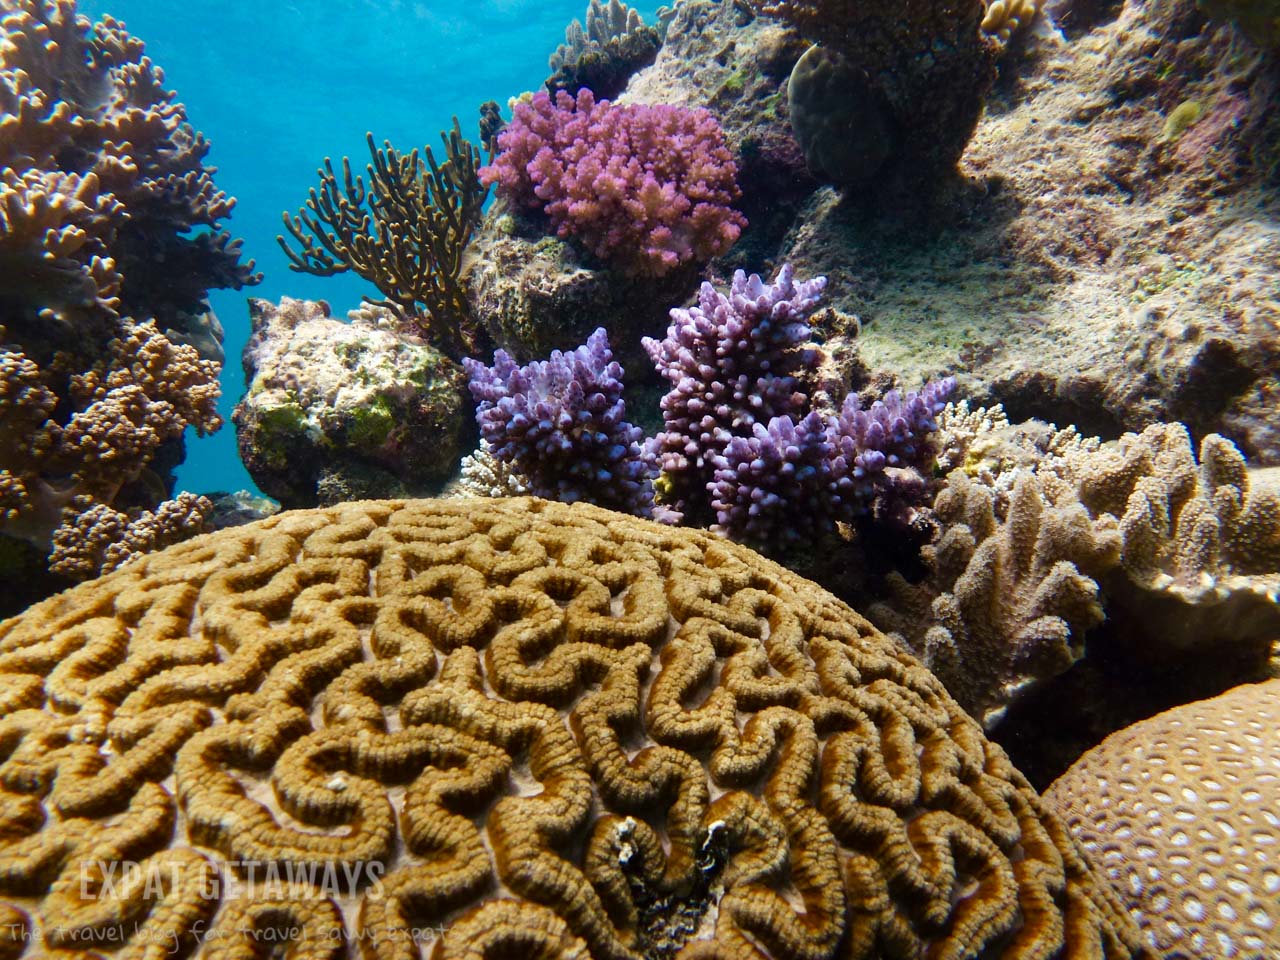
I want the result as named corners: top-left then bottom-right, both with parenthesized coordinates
top-left (547, 0), bottom-right (662, 100)
top-left (871, 412), bottom-right (1280, 730)
top-left (644, 265), bottom-right (952, 547)
top-left (47, 490), bottom-right (212, 579)
top-left (480, 89), bottom-right (745, 277)
top-left (0, 496), bottom-right (1149, 959)
top-left (0, 0), bottom-right (256, 587)
top-left (464, 328), bottom-right (656, 515)
top-left (279, 122), bottom-right (488, 359)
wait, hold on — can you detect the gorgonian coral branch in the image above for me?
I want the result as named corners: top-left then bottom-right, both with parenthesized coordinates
top-left (480, 89), bottom-right (745, 278)
top-left (278, 121), bottom-right (489, 359)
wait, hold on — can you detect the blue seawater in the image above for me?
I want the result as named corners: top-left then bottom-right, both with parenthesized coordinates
top-left (78, 0), bottom-right (663, 497)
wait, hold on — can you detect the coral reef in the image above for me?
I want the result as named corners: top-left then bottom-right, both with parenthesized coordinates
top-left (464, 328), bottom-right (655, 515)
top-left (0, 0), bottom-right (257, 595)
top-left (752, 0), bottom-right (998, 183)
top-left (547, 0), bottom-right (662, 100)
top-left (781, 0), bottom-right (1280, 464)
top-left (1198, 0), bottom-right (1280, 46)
top-left (278, 121), bottom-right (488, 358)
top-left (233, 298), bottom-right (470, 508)
top-left (981, 0), bottom-right (1040, 42)
top-left (480, 89), bottom-right (745, 278)
top-left (1044, 679), bottom-right (1280, 958)
top-left (0, 496), bottom-right (1148, 959)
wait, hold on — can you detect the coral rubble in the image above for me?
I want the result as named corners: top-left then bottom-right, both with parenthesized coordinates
top-left (0, 1), bottom-right (258, 603)
top-left (0, 496), bottom-right (1148, 959)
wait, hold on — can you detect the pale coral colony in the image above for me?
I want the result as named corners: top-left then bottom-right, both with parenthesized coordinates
top-left (2, 0), bottom-right (1280, 958)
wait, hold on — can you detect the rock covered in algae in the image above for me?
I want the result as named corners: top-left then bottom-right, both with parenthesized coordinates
top-left (0, 498), bottom-right (1148, 959)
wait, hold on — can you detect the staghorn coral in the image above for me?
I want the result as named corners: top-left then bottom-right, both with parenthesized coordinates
top-left (0, 496), bottom-right (1148, 959)
top-left (480, 89), bottom-right (745, 278)
top-left (0, 0), bottom-right (257, 593)
top-left (278, 121), bottom-right (489, 359)
top-left (547, 0), bottom-right (662, 100)
top-left (752, 0), bottom-right (998, 183)
top-left (1044, 679), bottom-right (1280, 959)
top-left (464, 328), bottom-right (655, 516)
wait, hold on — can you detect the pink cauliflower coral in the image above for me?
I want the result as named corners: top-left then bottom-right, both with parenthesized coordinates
top-left (480, 89), bottom-right (746, 277)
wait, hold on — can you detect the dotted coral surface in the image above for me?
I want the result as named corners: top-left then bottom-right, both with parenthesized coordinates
top-left (0, 498), bottom-right (1147, 959)
top-left (1045, 680), bottom-right (1280, 959)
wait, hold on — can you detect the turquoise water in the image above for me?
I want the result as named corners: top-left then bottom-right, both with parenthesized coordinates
top-left (77, 0), bottom-right (662, 497)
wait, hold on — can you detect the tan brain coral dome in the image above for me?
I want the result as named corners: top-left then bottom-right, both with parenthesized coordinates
top-left (0, 498), bottom-right (1146, 959)
top-left (1045, 679), bottom-right (1280, 959)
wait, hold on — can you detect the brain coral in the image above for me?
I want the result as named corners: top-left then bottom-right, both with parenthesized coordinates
top-left (0, 498), bottom-right (1148, 959)
top-left (1045, 679), bottom-right (1280, 959)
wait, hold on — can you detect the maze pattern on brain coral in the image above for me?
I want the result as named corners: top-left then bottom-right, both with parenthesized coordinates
top-left (0, 498), bottom-right (1145, 960)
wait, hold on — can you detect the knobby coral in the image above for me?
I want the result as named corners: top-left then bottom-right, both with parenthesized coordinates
top-left (463, 328), bottom-right (655, 515)
top-left (0, 0), bottom-right (257, 588)
top-left (278, 121), bottom-right (489, 359)
top-left (872, 413), bottom-right (1280, 731)
top-left (0, 497), bottom-right (1149, 959)
top-left (480, 89), bottom-right (745, 277)
top-left (547, 0), bottom-right (662, 100)
top-left (1045, 679), bottom-right (1280, 958)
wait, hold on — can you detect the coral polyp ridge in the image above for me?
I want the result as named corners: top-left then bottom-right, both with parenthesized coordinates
top-left (0, 497), bottom-right (1146, 959)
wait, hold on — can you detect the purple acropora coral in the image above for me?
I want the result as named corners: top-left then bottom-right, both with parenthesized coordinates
top-left (478, 89), bottom-right (746, 277)
top-left (645, 263), bottom-right (954, 546)
top-left (642, 264), bottom-right (827, 522)
top-left (462, 328), bottom-right (655, 515)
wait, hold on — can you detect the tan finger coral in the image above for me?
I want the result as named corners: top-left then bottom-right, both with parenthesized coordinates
top-left (1044, 679), bottom-right (1280, 959)
top-left (0, 498), bottom-right (1149, 959)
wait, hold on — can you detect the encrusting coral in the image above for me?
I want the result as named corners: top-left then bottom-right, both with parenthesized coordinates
top-left (1044, 679), bottom-right (1280, 959)
top-left (0, 497), bottom-right (1149, 959)
top-left (0, 0), bottom-right (258, 594)
top-left (278, 120), bottom-right (489, 359)
top-left (547, 0), bottom-right (662, 100)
